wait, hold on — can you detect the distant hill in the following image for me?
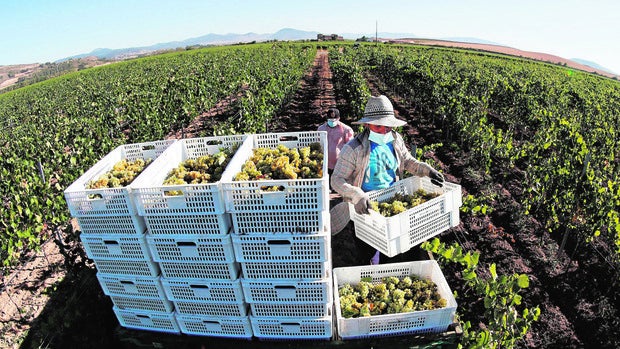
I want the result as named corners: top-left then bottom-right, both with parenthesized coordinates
top-left (60, 28), bottom-right (320, 61)
top-left (571, 58), bottom-right (617, 75)
top-left (0, 57), bottom-right (109, 91)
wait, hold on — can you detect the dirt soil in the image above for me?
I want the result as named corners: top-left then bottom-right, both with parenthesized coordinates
top-left (2, 48), bottom-right (618, 349)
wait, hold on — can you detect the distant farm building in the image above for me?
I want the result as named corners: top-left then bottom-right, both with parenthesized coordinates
top-left (317, 34), bottom-right (343, 41)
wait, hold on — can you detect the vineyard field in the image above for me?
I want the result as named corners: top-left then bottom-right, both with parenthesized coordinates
top-left (0, 41), bottom-right (619, 348)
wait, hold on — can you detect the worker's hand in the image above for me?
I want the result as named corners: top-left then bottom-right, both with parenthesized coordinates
top-left (354, 195), bottom-right (371, 215)
top-left (429, 169), bottom-right (444, 187)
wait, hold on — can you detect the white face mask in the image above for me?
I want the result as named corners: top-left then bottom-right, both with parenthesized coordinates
top-left (369, 130), bottom-right (394, 145)
top-left (327, 119), bottom-right (339, 127)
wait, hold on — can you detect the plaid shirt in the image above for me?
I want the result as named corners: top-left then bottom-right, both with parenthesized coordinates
top-left (329, 129), bottom-right (435, 234)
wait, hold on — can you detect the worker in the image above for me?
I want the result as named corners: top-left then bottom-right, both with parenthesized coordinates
top-left (330, 95), bottom-right (444, 265)
top-left (317, 107), bottom-right (354, 179)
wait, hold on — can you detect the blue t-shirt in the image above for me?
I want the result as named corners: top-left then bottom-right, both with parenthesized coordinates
top-left (361, 141), bottom-right (398, 192)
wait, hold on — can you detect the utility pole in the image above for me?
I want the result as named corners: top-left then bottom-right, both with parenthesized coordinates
top-left (375, 20), bottom-right (378, 46)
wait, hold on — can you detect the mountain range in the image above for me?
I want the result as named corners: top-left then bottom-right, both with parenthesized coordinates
top-left (36, 27), bottom-right (610, 76)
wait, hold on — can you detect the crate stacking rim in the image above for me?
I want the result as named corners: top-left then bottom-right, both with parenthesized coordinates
top-left (92, 258), bottom-right (160, 278)
top-left (97, 273), bottom-right (167, 300)
top-left (351, 176), bottom-right (462, 257)
top-left (110, 294), bottom-right (174, 313)
top-left (144, 213), bottom-right (231, 235)
top-left (130, 135), bottom-right (248, 216)
top-left (158, 261), bottom-right (240, 281)
top-left (161, 278), bottom-right (245, 303)
top-left (146, 234), bottom-right (235, 263)
top-left (232, 230), bottom-right (330, 263)
top-left (113, 307), bottom-right (180, 334)
top-left (241, 278), bottom-right (332, 304)
top-left (161, 278), bottom-right (247, 317)
top-left (240, 260), bottom-right (330, 281)
top-left (221, 131), bottom-right (329, 214)
top-left (76, 214), bottom-right (146, 235)
top-left (64, 140), bottom-right (176, 217)
top-left (231, 209), bottom-right (329, 235)
top-left (176, 314), bottom-right (253, 339)
top-left (332, 260), bottom-right (457, 340)
top-left (80, 233), bottom-right (153, 261)
top-left (250, 316), bottom-right (333, 340)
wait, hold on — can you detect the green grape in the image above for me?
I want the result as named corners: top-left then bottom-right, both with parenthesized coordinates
top-left (87, 158), bottom-right (152, 189)
top-left (338, 274), bottom-right (448, 318)
top-left (234, 143), bottom-right (323, 182)
top-left (369, 190), bottom-right (441, 217)
top-left (163, 146), bottom-right (237, 195)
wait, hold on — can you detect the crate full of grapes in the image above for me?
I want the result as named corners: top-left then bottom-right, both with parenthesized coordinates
top-left (64, 140), bottom-right (176, 217)
top-left (350, 176), bottom-right (462, 257)
top-left (130, 135), bottom-right (248, 216)
top-left (221, 131), bottom-right (328, 214)
top-left (333, 260), bottom-right (457, 340)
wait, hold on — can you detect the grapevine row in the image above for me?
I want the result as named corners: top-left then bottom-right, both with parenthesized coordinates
top-left (0, 43), bottom-right (315, 267)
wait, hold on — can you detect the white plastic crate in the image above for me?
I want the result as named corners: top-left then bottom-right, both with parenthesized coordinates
top-left (97, 274), bottom-right (166, 299)
top-left (240, 261), bottom-right (330, 280)
top-left (113, 307), bottom-right (180, 334)
top-left (241, 278), bottom-right (332, 304)
top-left (221, 131), bottom-right (329, 214)
top-left (93, 258), bottom-right (160, 277)
top-left (145, 213), bottom-right (231, 235)
top-left (232, 231), bottom-right (330, 263)
top-left (231, 209), bottom-right (329, 234)
top-left (147, 234), bottom-right (235, 263)
top-left (171, 299), bottom-right (247, 317)
top-left (81, 233), bottom-right (153, 261)
top-left (64, 140), bottom-right (176, 217)
top-left (176, 314), bottom-right (253, 339)
top-left (161, 278), bottom-right (244, 303)
top-left (131, 135), bottom-right (248, 216)
top-left (76, 215), bottom-right (146, 235)
top-left (332, 260), bottom-right (457, 340)
top-left (250, 316), bottom-right (332, 340)
top-left (110, 295), bottom-right (174, 313)
top-left (350, 176), bottom-right (462, 257)
top-left (250, 302), bottom-right (331, 318)
top-left (158, 261), bottom-right (239, 281)
top-left (92, 258), bottom-right (160, 277)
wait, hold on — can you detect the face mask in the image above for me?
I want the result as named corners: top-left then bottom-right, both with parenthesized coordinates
top-left (327, 119), bottom-right (339, 127)
top-left (369, 130), bottom-right (394, 145)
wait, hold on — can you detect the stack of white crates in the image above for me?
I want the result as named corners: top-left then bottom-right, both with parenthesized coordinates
top-left (64, 140), bottom-right (180, 334)
top-left (221, 131), bottom-right (333, 340)
top-left (131, 135), bottom-right (253, 339)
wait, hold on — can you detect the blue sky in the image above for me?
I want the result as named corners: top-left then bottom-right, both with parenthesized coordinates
top-left (1, 0), bottom-right (619, 74)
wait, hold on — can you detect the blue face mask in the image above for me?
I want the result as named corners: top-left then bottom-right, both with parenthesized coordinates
top-left (368, 130), bottom-right (394, 145)
top-left (327, 119), bottom-right (339, 127)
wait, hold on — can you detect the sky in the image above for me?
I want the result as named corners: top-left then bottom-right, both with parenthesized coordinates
top-left (1, 0), bottom-right (619, 74)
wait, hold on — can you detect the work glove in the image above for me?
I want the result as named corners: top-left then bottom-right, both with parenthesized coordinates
top-left (353, 194), bottom-right (371, 215)
top-left (429, 169), bottom-right (444, 187)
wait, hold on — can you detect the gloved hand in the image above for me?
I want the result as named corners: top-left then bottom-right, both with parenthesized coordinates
top-left (429, 169), bottom-right (444, 187)
top-left (353, 194), bottom-right (371, 215)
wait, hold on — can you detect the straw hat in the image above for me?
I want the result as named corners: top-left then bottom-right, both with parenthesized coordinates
top-left (353, 95), bottom-right (407, 127)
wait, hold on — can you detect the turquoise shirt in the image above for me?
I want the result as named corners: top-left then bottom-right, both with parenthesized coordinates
top-left (361, 141), bottom-right (398, 192)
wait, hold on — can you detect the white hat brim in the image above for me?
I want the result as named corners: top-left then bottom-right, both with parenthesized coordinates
top-left (353, 115), bottom-right (407, 127)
